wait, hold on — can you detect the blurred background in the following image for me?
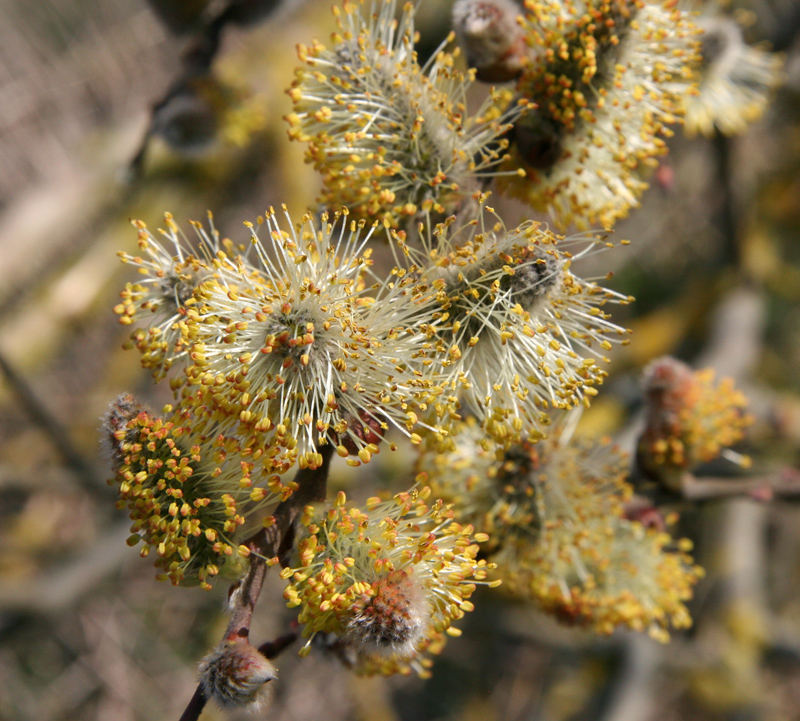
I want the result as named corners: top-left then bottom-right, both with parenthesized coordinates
top-left (1, 1), bottom-right (800, 719)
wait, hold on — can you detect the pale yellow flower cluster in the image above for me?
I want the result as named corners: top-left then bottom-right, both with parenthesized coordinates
top-left (501, 0), bottom-right (700, 229)
top-left (417, 418), bottom-right (702, 640)
top-left (281, 488), bottom-right (494, 676)
top-left (399, 201), bottom-right (631, 442)
top-left (286, 0), bottom-right (522, 223)
top-left (106, 0), bottom-right (768, 692)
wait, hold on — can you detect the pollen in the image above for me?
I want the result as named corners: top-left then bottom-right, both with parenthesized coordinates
top-left (282, 488), bottom-right (490, 675)
top-left (102, 395), bottom-right (275, 588)
top-left (499, 0), bottom-right (700, 229)
top-left (418, 416), bottom-right (702, 639)
top-left (285, 0), bottom-right (521, 222)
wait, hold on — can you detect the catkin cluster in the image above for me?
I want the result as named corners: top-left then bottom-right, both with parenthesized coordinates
top-left (104, 0), bottom-right (773, 707)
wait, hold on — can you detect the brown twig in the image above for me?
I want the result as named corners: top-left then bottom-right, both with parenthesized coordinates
top-left (0, 521), bottom-right (132, 619)
top-left (257, 632), bottom-right (299, 659)
top-left (712, 129), bottom-right (741, 271)
top-left (226, 443), bottom-right (334, 640)
top-left (634, 466), bottom-right (800, 507)
top-left (127, 5), bottom-right (229, 181)
top-left (177, 686), bottom-right (207, 721)
top-left (177, 444), bottom-right (334, 721)
top-left (130, 0), bottom-right (288, 180)
top-left (223, 552), bottom-right (268, 642)
top-left (264, 444), bottom-right (336, 562)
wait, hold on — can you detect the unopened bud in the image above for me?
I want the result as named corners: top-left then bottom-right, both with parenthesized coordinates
top-left (452, 0), bottom-right (527, 82)
top-left (642, 356), bottom-right (697, 413)
top-left (199, 639), bottom-right (277, 707)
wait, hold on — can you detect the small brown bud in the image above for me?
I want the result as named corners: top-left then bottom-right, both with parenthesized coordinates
top-left (452, 0), bottom-right (527, 82)
top-left (642, 357), bottom-right (697, 431)
top-left (199, 639), bottom-right (277, 707)
top-left (623, 496), bottom-right (667, 531)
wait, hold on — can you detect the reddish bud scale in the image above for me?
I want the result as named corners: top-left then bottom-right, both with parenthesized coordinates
top-left (453, 0), bottom-right (528, 82)
top-left (338, 409), bottom-right (386, 457)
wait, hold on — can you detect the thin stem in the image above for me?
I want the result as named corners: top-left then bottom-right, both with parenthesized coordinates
top-left (638, 468), bottom-right (800, 505)
top-left (257, 632), bottom-right (299, 659)
top-left (259, 443), bottom-right (335, 564)
top-left (0, 349), bottom-right (101, 491)
top-left (176, 444), bottom-right (334, 721)
top-left (224, 553), bottom-right (268, 642)
top-left (178, 686), bottom-right (206, 721)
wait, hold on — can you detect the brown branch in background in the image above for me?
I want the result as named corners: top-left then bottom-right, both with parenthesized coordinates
top-left (695, 287), bottom-right (765, 378)
top-left (177, 443), bottom-right (333, 721)
top-left (0, 349), bottom-right (102, 491)
top-left (712, 129), bottom-right (741, 271)
top-left (678, 468), bottom-right (800, 502)
top-left (127, 7), bottom-right (227, 180)
top-left (590, 635), bottom-right (660, 721)
top-left (0, 521), bottom-right (132, 621)
top-left (632, 467), bottom-right (800, 508)
top-left (129, 0), bottom-right (286, 180)
top-left (766, 1), bottom-right (800, 52)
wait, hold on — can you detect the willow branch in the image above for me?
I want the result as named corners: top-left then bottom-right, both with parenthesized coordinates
top-left (261, 443), bottom-right (335, 563)
top-left (177, 686), bottom-right (207, 721)
top-left (257, 632), bottom-right (298, 659)
top-left (177, 443), bottom-right (333, 721)
top-left (678, 468), bottom-right (800, 501)
top-left (223, 551), bottom-right (268, 642)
